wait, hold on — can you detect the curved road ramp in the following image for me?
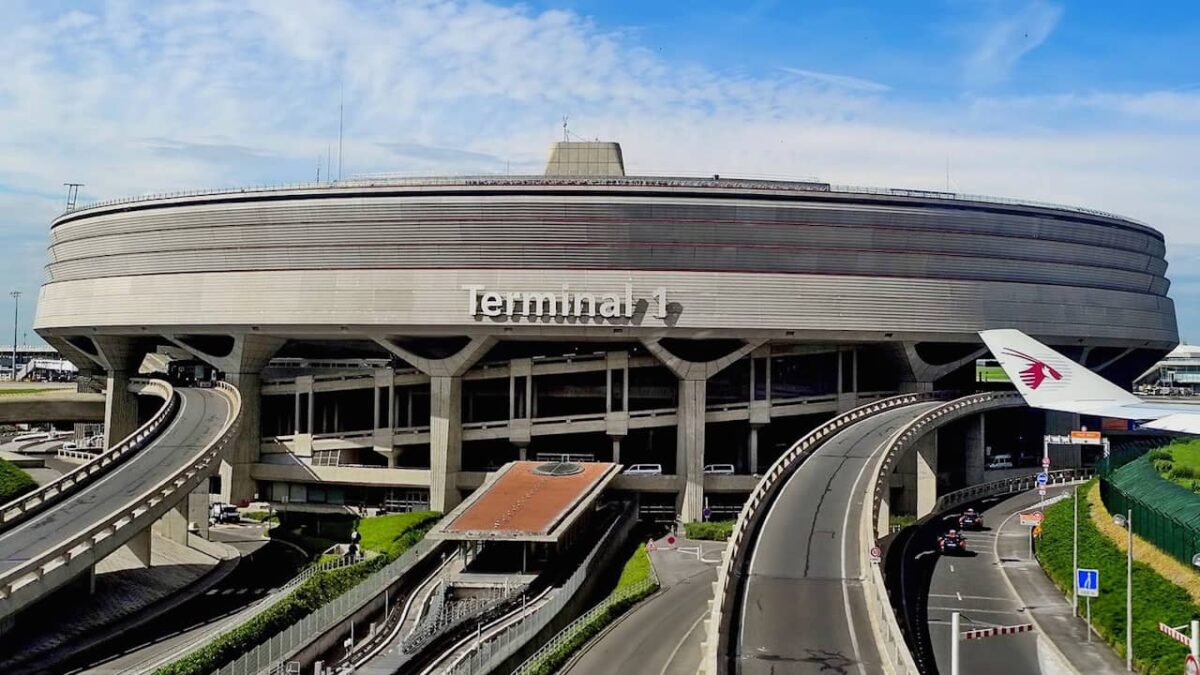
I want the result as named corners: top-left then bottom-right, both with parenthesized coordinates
top-left (0, 379), bottom-right (242, 629)
top-left (704, 391), bottom-right (1026, 675)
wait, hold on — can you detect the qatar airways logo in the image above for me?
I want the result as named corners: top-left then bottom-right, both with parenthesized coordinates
top-left (1001, 348), bottom-right (1065, 390)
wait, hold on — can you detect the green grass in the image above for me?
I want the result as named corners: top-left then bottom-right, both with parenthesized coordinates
top-left (1038, 482), bottom-right (1199, 673)
top-left (357, 511), bottom-right (440, 554)
top-left (240, 511), bottom-right (278, 523)
top-left (975, 364), bottom-right (1010, 382)
top-left (155, 512), bottom-right (440, 675)
top-left (1147, 438), bottom-right (1200, 491)
top-left (684, 520), bottom-right (735, 541)
top-left (889, 514), bottom-right (918, 529)
top-left (0, 458), bottom-right (37, 503)
top-left (521, 544), bottom-right (659, 675)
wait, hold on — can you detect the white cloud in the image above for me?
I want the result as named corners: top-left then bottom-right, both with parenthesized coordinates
top-left (965, 1), bottom-right (1063, 86)
top-left (779, 67), bottom-right (890, 93)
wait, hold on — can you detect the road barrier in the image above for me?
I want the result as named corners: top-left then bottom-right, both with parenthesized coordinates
top-left (0, 378), bottom-right (175, 532)
top-left (935, 467), bottom-right (1095, 513)
top-left (704, 390), bottom-right (952, 675)
top-left (0, 382), bottom-right (241, 622)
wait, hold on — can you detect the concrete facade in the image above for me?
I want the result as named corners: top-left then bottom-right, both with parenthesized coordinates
top-left (33, 146), bottom-right (1178, 521)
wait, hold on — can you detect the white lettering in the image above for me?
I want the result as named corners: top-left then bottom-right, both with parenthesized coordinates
top-left (505, 291), bottom-right (519, 315)
top-left (480, 292), bottom-right (504, 316)
top-left (574, 293), bottom-right (598, 317)
top-left (599, 294), bottom-right (622, 318)
top-left (523, 292), bottom-right (556, 317)
top-left (624, 283), bottom-right (633, 318)
top-left (653, 287), bottom-right (667, 319)
top-left (463, 285), bottom-right (484, 316)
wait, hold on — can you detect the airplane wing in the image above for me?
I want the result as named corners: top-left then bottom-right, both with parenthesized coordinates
top-left (978, 329), bottom-right (1200, 434)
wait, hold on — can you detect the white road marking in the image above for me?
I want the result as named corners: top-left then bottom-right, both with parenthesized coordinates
top-left (949, 564), bottom-right (955, 573)
top-left (659, 612), bottom-right (707, 675)
top-left (914, 550), bottom-right (937, 560)
top-left (956, 591), bottom-right (962, 601)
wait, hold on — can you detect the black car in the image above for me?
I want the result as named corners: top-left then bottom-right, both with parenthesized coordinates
top-left (958, 509), bottom-right (984, 530)
top-left (938, 529), bottom-right (968, 555)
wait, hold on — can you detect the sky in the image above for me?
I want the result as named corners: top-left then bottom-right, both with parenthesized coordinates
top-left (0, 0), bottom-right (1198, 344)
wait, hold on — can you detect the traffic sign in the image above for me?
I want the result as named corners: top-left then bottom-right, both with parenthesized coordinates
top-left (1042, 456), bottom-right (1051, 468)
top-left (1077, 568), bottom-right (1099, 597)
top-left (1019, 511), bottom-right (1044, 526)
top-left (1071, 430), bottom-right (1102, 444)
top-left (703, 507), bottom-right (712, 521)
top-left (869, 545), bottom-right (882, 563)
top-left (1186, 653), bottom-right (1198, 675)
top-left (1036, 472), bottom-right (1049, 486)
top-left (666, 534), bottom-right (676, 547)
top-left (1037, 487), bottom-right (1047, 497)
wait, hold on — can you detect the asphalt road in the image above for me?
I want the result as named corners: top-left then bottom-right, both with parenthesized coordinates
top-left (566, 538), bottom-right (724, 675)
top-left (898, 487), bottom-right (1091, 675)
top-left (0, 388), bottom-right (230, 575)
top-left (736, 403), bottom-right (939, 675)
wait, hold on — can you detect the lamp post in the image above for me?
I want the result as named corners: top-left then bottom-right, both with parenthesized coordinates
top-left (9, 290), bottom-right (19, 382)
top-left (1114, 510), bottom-right (1133, 671)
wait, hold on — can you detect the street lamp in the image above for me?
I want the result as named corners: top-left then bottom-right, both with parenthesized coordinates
top-left (9, 290), bottom-right (20, 382)
top-left (1114, 510), bottom-right (1133, 671)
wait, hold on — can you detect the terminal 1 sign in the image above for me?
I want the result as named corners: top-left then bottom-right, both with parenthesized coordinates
top-left (463, 284), bottom-right (669, 322)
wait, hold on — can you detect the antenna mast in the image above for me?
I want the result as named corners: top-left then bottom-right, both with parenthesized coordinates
top-left (63, 183), bottom-right (84, 212)
top-left (338, 84), bottom-right (345, 180)
top-left (562, 116), bottom-right (569, 142)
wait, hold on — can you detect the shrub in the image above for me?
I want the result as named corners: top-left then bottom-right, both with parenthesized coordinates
top-left (684, 520), bottom-right (735, 541)
top-left (1169, 465), bottom-right (1198, 481)
top-left (1148, 449), bottom-right (1174, 462)
top-left (155, 513), bottom-right (439, 675)
top-left (1152, 459), bottom-right (1174, 475)
top-left (1038, 482), bottom-right (1198, 673)
top-left (0, 458), bottom-right (36, 503)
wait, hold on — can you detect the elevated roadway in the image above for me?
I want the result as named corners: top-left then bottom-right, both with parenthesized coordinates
top-left (0, 391), bottom-right (104, 424)
top-left (0, 385), bottom-right (238, 623)
top-left (736, 403), bottom-right (939, 674)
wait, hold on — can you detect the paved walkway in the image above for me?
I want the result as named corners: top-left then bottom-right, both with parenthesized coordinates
top-left (565, 536), bottom-right (724, 675)
top-left (995, 489), bottom-right (1126, 673)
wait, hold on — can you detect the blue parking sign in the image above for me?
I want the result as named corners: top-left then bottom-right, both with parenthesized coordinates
top-left (1077, 568), bottom-right (1099, 597)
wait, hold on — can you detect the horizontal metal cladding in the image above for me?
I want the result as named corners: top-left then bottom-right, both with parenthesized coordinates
top-left (44, 192), bottom-right (1172, 299)
top-left (32, 269), bottom-right (1179, 347)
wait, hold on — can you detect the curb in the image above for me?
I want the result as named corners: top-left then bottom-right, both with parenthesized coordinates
top-left (558, 586), bottom-right (665, 674)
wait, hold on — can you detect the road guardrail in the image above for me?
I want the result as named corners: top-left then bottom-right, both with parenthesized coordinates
top-left (0, 378), bottom-right (176, 533)
top-left (703, 390), bottom-right (952, 675)
top-left (0, 382), bottom-right (242, 621)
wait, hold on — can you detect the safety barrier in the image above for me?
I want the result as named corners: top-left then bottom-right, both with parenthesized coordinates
top-left (0, 382), bottom-right (241, 621)
top-left (0, 377), bottom-right (175, 532)
top-left (703, 391), bottom-right (951, 675)
top-left (861, 391), bottom-right (1026, 675)
top-left (427, 505), bottom-right (637, 675)
top-left (936, 467), bottom-right (1095, 513)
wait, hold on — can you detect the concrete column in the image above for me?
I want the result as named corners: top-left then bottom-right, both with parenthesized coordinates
top-left (965, 413), bottom-right (986, 485)
top-left (429, 375), bottom-right (463, 511)
top-left (373, 370), bottom-right (393, 457)
top-left (611, 437), bottom-right (621, 465)
top-left (676, 378), bottom-right (706, 523)
top-left (220, 372), bottom-right (261, 504)
top-left (748, 425), bottom-right (760, 475)
top-left (293, 387), bottom-right (301, 434)
top-left (877, 488), bottom-right (891, 539)
top-left (124, 527), bottom-right (152, 567)
top-left (915, 432), bottom-right (938, 518)
top-left (104, 370), bottom-right (138, 449)
top-left (153, 501), bottom-right (191, 545)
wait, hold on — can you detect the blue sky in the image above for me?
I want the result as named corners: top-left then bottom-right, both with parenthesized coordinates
top-left (0, 0), bottom-right (1198, 344)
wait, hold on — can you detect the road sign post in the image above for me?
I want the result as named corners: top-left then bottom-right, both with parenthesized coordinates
top-left (951, 611), bottom-right (960, 675)
top-left (1078, 568), bottom-right (1099, 642)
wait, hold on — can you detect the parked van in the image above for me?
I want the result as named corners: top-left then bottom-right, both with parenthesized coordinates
top-left (986, 454), bottom-right (1014, 470)
top-left (703, 464), bottom-right (735, 475)
top-left (624, 464), bottom-right (664, 476)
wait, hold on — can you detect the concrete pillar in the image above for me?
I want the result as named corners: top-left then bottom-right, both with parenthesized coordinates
top-left (611, 437), bottom-right (621, 465)
top-left (220, 371), bottom-right (261, 504)
top-left (153, 501), bottom-right (191, 545)
top-left (676, 378), bottom-right (706, 523)
top-left (124, 527), bottom-right (152, 567)
top-left (915, 432), bottom-right (938, 518)
top-left (965, 414), bottom-right (985, 486)
top-left (430, 376), bottom-right (463, 512)
top-left (104, 369), bottom-right (138, 449)
top-left (373, 370), bottom-right (394, 457)
top-left (748, 425), bottom-right (760, 475)
top-left (877, 489), bottom-right (891, 539)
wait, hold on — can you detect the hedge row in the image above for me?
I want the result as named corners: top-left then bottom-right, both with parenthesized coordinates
top-left (522, 546), bottom-right (659, 675)
top-left (684, 520), bottom-right (735, 541)
top-left (0, 458), bottom-right (36, 503)
top-left (154, 512), bottom-right (440, 675)
top-left (1038, 482), bottom-right (1197, 674)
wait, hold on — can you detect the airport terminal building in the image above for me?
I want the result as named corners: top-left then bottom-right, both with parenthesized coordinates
top-left (33, 142), bottom-right (1179, 521)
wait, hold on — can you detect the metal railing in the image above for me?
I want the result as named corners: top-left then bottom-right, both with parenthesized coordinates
top-left (935, 468), bottom-right (1096, 512)
top-left (432, 505), bottom-right (638, 675)
top-left (217, 539), bottom-right (440, 675)
top-left (0, 378), bottom-right (175, 532)
top-left (704, 391), bottom-right (951, 675)
top-left (58, 175), bottom-right (1149, 230)
top-left (512, 566), bottom-right (659, 674)
top-left (0, 382), bottom-right (240, 620)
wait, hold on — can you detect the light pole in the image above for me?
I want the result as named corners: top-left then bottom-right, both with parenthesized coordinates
top-left (1114, 510), bottom-right (1133, 671)
top-left (9, 290), bottom-right (20, 382)
top-left (1072, 487), bottom-right (1078, 614)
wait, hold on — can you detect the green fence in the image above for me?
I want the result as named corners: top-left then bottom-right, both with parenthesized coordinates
top-left (1100, 455), bottom-right (1200, 568)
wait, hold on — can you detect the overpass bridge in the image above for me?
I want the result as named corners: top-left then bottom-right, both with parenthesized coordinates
top-left (0, 379), bottom-right (242, 628)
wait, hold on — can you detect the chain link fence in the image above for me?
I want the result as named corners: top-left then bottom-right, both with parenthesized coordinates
top-left (1100, 451), bottom-right (1200, 570)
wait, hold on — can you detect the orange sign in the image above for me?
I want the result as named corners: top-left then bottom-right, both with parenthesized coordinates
top-left (1070, 430), bottom-right (1102, 441)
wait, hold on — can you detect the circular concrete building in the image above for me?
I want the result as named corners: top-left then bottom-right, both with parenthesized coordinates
top-left (34, 142), bottom-right (1178, 521)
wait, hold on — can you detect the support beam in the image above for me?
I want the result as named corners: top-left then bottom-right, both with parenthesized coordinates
top-left (965, 413), bottom-right (985, 486)
top-left (748, 425), bottom-right (760, 475)
top-left (915, 432), bottom-right (938, 518)
top-left (123, 527), bottom-right (152, 567)
top-left (152, 501), bottom-right (191, 545)
top-left (220, 371), bottom-right (261, 504)
top-left (104, 369), bottom-right (138, 449)
top-left (429, 375), bottom-right (463, 511)
top-left (676, 378), bottom-right (706, 523)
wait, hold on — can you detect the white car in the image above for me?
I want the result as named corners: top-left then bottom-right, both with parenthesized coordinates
top-left (986, 454), bottom-right (1014, 470)
top-left (623, 463), bottom-right (664, 476)
top-left (703, 464), bottom-right (735, 475)
top-left (61, 442), bottom-right (78, 452)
